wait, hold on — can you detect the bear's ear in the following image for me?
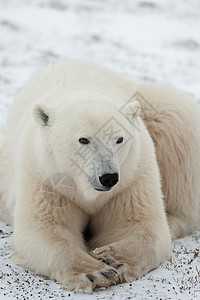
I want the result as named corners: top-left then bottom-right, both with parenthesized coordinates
top-left (125, 100), bottom-right (141, 120)
top-left (33, 104), bottom-right (54, 127)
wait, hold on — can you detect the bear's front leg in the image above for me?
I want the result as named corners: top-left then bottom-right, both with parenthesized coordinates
top-left (13, 182), bottom-right (119, 292)
top-left (88, 182), bottom-right (172, 283)
top-left (90, 220), bottom-right (172, 282)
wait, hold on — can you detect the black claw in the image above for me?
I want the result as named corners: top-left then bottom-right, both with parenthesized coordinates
top-left (116, 264), bottom-right (124, 269)
top-left (100, 269), bottom-right (118, 279)
top-left (108, 268), bottom-right (118, 275)
top-left (93, 284), bottom-right (104, 292)
top-left (100, 271), bottom-right (109, 279)
top-left (98, 249), bottom-right (108, 254)
top-left (92, 285), bottom-right (98, 292)
top-left (86, 274), bottom-right (94, 282)
top-left (102, 257), bottom-right (124, 269)
top-left (102, 258), bottom-right (115, 265)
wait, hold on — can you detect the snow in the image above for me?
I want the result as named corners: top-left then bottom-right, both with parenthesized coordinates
top-left (0, 0), bottom-right (200, 299)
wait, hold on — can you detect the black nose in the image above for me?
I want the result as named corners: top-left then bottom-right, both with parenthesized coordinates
top-left (99, 173), bottom-right (119, 188)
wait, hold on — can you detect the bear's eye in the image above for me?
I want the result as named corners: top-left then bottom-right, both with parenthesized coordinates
top-left (79, 137), bottom-right (90, 144)
top-left (116, 137), bottom-right (123, 144)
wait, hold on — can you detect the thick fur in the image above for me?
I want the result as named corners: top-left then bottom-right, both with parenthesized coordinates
top-left (138, 84), bottom-right (200, 238)
top-left (0, 60), bottom-right (199, 292)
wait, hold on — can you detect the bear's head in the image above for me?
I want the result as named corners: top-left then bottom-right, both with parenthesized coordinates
top-left (33, 88), bottom-right (141, 203)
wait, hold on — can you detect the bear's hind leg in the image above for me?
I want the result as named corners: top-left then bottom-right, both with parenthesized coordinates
top-left (139, 83), bottom-right (200, 239)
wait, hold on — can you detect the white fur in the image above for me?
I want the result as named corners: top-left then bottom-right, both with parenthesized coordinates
top-left (0, 60), bottom-right (199, 291)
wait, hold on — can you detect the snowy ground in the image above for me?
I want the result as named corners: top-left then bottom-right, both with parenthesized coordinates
top-left (0, 0), bottom-right (200, 299)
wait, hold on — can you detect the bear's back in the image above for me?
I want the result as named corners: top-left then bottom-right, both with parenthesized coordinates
top-left (7, 60), bottom-right (137, 133)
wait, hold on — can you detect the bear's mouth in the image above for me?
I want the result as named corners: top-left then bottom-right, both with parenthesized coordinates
top-left (94, 187), bottom-right (111, 192)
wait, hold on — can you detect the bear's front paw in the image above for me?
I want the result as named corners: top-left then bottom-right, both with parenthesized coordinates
top-left (90, 246), bottom-right (130, 283)
top-left (61, 263), bottom-right (119, 292)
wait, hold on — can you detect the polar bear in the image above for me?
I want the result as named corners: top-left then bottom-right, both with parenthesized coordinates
top-left (0, 60), bottom-right (200, 292)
